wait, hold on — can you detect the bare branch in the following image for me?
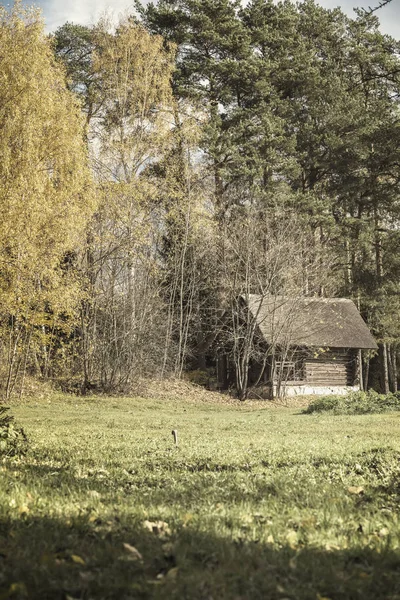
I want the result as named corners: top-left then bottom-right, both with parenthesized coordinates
top-left (363, 0), bottom-right (393, 15)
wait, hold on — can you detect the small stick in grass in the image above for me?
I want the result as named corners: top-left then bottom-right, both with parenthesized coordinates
top-left (172, 429), bottom-right (178, 447)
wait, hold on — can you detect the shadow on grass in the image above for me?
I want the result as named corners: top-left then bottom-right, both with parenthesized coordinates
top-left (2, 453), bottom-right (400, 599)
top-left (0, 512), bottom-right (400, 600)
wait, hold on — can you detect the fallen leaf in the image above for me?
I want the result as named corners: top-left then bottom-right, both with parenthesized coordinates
top-left (71, 554), bottom-right (86, 565)
top-left (88, 490), bottom-right (101, 499)
top-left (347, 486), bottom-right (364, 495)
top-left (123, 543), bottom-right (143, 561)
top-left (325, 544), bottom-right (340, 552)
top-left (266, 534), bottom-right (274, 544)
top-left (143, 520), bottom-right (171, 538)
top-left (286, 530), bottom-right (298, 548)
top-left (166, 567), bottom-right (179, 580)
top-left (379, 527), bottom-right (390, 537)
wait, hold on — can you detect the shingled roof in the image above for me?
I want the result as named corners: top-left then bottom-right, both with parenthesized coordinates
top-left (246, 295), bottom-right (378, 350)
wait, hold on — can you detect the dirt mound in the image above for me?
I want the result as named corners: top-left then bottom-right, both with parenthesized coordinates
top-left (137, 377), bottom-right (236, 404)
top-left (136, 378), bottom-right (312, 408)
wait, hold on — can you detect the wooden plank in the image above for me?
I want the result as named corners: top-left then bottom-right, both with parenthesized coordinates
top-left (305, 356), bottom-right (355, 385)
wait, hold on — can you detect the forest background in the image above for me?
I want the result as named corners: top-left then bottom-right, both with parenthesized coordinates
top-left (1, 0), bottom-right (400, 401)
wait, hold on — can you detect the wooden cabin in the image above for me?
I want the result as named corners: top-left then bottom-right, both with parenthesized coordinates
top-left (216, 295), bottom-right (378, 397)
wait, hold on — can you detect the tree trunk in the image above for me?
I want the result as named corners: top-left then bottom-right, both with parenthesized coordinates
top-left (381, 342), bottom-right (390, 394)
top-left (388, 344), bottom-right (398, 392)
top-left (363, 356), bottom-right (370, 391)
top-left (269, 354), bottom-right (276, 400)
top-left (217, 355), bottom-right (228, 389)
top-left (81, 231), bottom-right (96, 393)
top-left (235, 352), bottom-right (249, 401)
top-left (358, 350), bottom-right (364, 391)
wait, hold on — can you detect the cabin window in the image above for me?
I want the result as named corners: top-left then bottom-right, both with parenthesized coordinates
top-left (275, 360), bottom-right (304, 382)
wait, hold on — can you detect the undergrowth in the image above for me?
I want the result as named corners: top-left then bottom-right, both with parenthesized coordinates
top-left (303, 389), bottom-right (400, 415)
top-left (0, 405), bottom-right (28, 456)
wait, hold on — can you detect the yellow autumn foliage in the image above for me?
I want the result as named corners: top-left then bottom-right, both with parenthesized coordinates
top-left (94, 18), bottom-right (175, 183)
top-left (0, 4), bottom-right (95, 326)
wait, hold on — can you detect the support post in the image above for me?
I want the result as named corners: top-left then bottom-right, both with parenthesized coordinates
top-left (172, 429), bottom-right (178, 447)
top-left (358, 350), bottom-right (364, 391)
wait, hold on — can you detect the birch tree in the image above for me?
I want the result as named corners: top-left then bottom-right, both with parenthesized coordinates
top-left (76, 19), bottom-right (176, 390)
top-left (0, 4), bottom-right (94, 399)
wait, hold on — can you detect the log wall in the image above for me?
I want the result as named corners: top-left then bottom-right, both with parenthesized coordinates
top-left (304, 350), bottom-right (356, 386)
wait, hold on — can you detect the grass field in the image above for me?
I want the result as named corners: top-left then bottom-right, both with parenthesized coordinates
top-left (1, 393), bottom-right (400, 599)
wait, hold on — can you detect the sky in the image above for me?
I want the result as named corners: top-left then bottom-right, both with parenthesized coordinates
top-left (0, 0), bottom-right (399, 37)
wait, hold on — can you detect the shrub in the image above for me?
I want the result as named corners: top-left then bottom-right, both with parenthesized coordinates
top-left (0, 406), bottom-right (28, 456)
top-left (303, 390), bottom-right (400, 415)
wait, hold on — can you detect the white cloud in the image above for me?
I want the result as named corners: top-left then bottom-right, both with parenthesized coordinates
top-left (4, 0), bottom-right (399, 38)
top-left (35, 0), bottom-right (139, 31)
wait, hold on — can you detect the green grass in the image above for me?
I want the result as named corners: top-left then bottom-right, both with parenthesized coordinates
top-left (1, 394), bottom-right (400, 599)
top-left (304, 390), bottom-right (400, 415)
